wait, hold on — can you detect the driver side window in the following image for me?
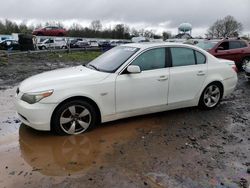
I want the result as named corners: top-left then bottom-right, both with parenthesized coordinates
top-left (131, 48), bottom-right (165, 71)
top-left (218, 42), bottom-right (229, 50)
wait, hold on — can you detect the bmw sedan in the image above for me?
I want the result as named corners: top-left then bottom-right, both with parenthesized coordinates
top-left (15, 43), bottom-right (238, 135)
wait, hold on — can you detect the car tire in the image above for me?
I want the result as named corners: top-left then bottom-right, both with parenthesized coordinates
top-left (41, 46), bottom-right (46, 50)
top-left (37, 33), bottom-right (43, 36)
top-left (242, 57), bottom-right (250, 70)
top-left (199, 83), bottom-right (223, 110)
top-left (51, 100), bottom-right (98, 135)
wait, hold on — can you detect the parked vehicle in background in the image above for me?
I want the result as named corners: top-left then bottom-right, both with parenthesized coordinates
top-left (98, 40), bottom-right (111, 48)
top-left (37, 38), bottom-right (67, 50)
top-left (89, 40), bottom-right (99, 47)
top-left (132, 37), bottom-right (149, 43)
top-left (71, 40), bottom-right (89, 48)
top-left (0, 35), bottom-right (13, 43)
top-left (32, 26), bottom-right (67, 37)
top-left (0, 39), bottom-right (19, 50)
top-left (69, 38), bottom-right (83, 48)
top-left (110, 40), bottom-right (131, 47)
top-left (15, 43), bottom-right (237, 135)
top-left (244, 62), bottom-right (250, 81)
top-left (110, 40), bottom-right (119, 47)
top-left (196, 39), bottom-right (250, 69)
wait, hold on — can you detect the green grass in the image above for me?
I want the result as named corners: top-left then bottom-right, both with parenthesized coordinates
top-left (47, 51), bottom-right (102, 62)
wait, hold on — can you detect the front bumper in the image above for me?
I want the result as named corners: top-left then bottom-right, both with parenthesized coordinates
top-left (15, 96), bottom-right (57, 131)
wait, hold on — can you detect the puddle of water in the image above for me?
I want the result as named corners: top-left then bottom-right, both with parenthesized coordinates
top-left (0, 111), bottom-right (161, 187)
top-left (19, 113), bottom-right (162, 175)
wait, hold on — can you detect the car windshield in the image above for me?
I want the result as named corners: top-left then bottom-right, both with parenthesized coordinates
top-left (86, 46), bottom-right (139, 72)
top-left (196, 41), bottom-right (218, 50)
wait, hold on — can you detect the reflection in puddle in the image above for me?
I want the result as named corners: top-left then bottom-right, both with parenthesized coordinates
top-left (19, 116), bottom-right (160, 176)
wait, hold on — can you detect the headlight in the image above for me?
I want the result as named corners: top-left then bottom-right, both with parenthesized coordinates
top-left (21, 90), bottom-right (53, 104)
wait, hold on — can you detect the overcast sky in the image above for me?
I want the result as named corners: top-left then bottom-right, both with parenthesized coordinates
top-left (0, 0), bottom-right (249, 36)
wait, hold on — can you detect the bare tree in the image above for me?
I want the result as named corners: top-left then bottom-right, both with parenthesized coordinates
top-left (162, 31), bottom-right (172, 40)
top-left (206, 15), bottom-right (243, 38)
top-left (90, 20), bottom-right (102, 31)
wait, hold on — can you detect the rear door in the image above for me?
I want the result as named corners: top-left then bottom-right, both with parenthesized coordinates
top-left (168, 47), bottom-right (207, 104)
top-left (228, 41), bottom-right (248, 62)
top-left (214, 41), bottom-right (246, 62)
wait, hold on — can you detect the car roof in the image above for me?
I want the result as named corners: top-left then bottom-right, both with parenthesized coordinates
top-left (122, 42), bottom-right (199, 50)
top-left (0, 39), bottom-right (17, 43)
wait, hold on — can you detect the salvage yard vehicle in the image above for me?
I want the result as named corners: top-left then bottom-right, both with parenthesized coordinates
top-left (98, 40), bottom-right (111, 48)
top-left (32, 26), bottom-right (67, 37)
top-left (69, 38), bottom-right (83, 48)
top-left (196, 38), bottom-right (250, 69)
top-left (89, 40), bottom-right (99, 47)
top-left (0, 39), bottom-right (19, 50)
top-left (244, 62), bottom-right (250, 81)
top-left (15, 43), bottom-right (238, 135)
top-left (37, 38), bottom-right (67, 50)
top-left (70, 40), bottom-right (89, 48)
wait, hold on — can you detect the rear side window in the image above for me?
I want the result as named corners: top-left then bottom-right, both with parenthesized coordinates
top-left (170, 48), bottom-right (195, 67)
top-left (132, 48), bottom-right (166, 71)
top-left (229, 41), bottom-right (241, 49)
top-left (239, 41), bottom-right (247, 48)
top-left (195, 51), bottom-right (206, 64)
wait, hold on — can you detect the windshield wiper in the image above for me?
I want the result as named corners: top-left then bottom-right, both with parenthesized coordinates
top-left (86, 64), bottom-right (99, 71)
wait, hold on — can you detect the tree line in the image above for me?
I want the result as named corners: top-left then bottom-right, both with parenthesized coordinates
top-left (0, 19), bottom-right (169, 40)
top-left (0, 16), bottom-right (246, 40)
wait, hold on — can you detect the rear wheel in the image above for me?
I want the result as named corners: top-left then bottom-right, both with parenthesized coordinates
top-left (199, 83), bottom-right (222, 109)
top-left (242, 57), bottom-right (250, 70)
top-left (52, 100), bottom-right (98, 135)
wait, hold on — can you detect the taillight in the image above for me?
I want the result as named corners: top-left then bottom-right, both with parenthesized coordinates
top-left (232, 65), bottom-right (238, 73)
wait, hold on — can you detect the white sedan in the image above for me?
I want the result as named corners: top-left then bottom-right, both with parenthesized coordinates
top-left (15, 43), bottom-right (238, 135)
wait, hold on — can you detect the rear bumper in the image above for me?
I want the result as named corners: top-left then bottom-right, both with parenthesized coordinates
top-left (222, 75), bottom-right (238, 97)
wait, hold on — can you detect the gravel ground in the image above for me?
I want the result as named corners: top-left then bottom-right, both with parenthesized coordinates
top-left (0, 56), bottom-right (249, 188)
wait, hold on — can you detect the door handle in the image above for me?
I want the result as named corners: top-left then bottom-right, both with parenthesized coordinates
top-left (197, 71), bottom-right (206, 76)
top-left (157, 75), bottom-right (168, 81)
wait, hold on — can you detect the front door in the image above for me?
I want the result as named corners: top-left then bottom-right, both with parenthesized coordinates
top-left (116, 48), bottom-right (169, 113)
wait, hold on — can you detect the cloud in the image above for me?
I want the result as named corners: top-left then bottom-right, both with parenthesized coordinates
top-left (0, 0), bottom-right (249, 36)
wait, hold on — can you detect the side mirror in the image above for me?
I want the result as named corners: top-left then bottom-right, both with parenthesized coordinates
top-left (127, 65), bottom-right (141, 74)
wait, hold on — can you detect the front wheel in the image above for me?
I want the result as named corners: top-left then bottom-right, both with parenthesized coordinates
top-left (52, 100), bottom-right (98, 135)
top-left (199, 83), bottom-right (222, 110)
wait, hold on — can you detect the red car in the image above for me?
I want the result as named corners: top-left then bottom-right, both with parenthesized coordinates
top-left (196, 39), bottom-right (250, 69)
top-left (32, 26), bottom-right (67, 37)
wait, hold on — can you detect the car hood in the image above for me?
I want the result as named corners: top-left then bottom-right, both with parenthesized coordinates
top-left (19, 66), bottom-right (110, 93)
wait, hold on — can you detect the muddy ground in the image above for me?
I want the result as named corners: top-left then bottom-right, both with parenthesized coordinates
top-left (0, 54), bottom-right (249, 188)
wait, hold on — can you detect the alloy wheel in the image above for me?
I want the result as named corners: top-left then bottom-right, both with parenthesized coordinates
top-left (59, 105), bottom-right (91, 135)
top-left (203, 85), bottom-right (221, 108)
